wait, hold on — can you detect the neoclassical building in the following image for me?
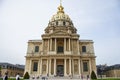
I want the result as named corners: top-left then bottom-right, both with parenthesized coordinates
top-left (25, 3), bottom-right (96, 77)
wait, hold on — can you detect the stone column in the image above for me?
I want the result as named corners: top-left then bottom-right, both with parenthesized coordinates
top-left (72, 59), bottom-right (74, 76)
top-left (55, 38), bottom-right (56, 53)
top-left (54, 58), bottom-right (56, 75)
top-left (78, 59), bottom-right (81, 75)
top-left (81, 60), bottom-right (83, 73)
top-left (69, 38), bottom-right (70, 51)
top-left (29, 59), bottom-right (32, 74)
top-left (64, 59), bottom-right (67, 76)
top-left (38, 59), bottom-right (41, 74)
top-left (42, 39), bottom-right (44, 50)
top-left (64, 38), bottom-right (66, 52)
top-left (69, 59), bottom-right (71, 75)
top-left (46, 59), bottom-right (48, 75)
top-left (50, 38), bottom-right (52, 51)
top-left (77, 39), bottom-right (80, 54)
top-left (40, 58), bottom-right (42, 75)
top-left (89, 59), bottom-right (92, 74)
top-left (49, 59), bottom-right (51, 76)
top-left (48, 39), bottom-right (49, 51)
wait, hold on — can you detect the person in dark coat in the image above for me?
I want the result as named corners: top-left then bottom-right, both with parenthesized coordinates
top-left (3, 72), bottom-right (8, 80)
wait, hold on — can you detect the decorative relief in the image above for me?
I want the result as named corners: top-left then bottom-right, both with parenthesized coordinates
top-left (74, 65), bottom-right (78, 74)
top-left (42, 59), bottom-right (47, 74)
top-left (73, 40), bottom-right (78, 54)
top-left (44, 40), bottom-right (48, 50)
top-left (42, 65), bottom-right (46, 72)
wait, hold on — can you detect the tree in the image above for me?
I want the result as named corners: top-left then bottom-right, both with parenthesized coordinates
top-left (23, 72), bottom-right (30, 79)
top-left (91, 71), bottom-right (97, 79)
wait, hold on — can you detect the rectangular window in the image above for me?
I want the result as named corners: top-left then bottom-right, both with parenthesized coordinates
top-left (57, 46), bottom-right (63, 53)
top-left (33, 62), bottom-right (38, 71)
top-left (35, 46), bottom-right (39, 52)
top-left (82, 46), bottom-right (86, 52)
top-left (63, 21), bottom-right (66, 25)
top-left (83, 62), bottom-right (88, 72)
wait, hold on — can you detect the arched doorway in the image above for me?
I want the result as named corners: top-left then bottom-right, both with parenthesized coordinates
top-left (56, 59), bottom-right (64, 76)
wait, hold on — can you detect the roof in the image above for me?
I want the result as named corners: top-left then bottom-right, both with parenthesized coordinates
top-left (80, 39), bottom-right (93, 43)
top-left (28, 40), bottom-right (42, 43)
top-left (0, 62), bottom-right (24, 69)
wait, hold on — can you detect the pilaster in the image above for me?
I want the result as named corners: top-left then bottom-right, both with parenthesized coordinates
top-left (49, 58), bottom-right (51, 76)
top-left (64, 58), bottom-right (67, 76)
top-left (40, 58), bottom-right (42, 75)
top-left (54, 58), bottom-right (56, 75)
top-left (69, 58), bottom-right (71, 75)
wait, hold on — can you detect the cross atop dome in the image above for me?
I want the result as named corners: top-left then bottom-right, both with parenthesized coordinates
top-left (57, 0), bottom-right (64, 13)
top-left (60, 0), bottom-right (62, 5)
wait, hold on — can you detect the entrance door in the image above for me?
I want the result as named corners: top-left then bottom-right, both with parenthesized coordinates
top-left (57, 65), bottom-right (64, 76)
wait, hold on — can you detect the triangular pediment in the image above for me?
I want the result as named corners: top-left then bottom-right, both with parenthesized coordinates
top-left (49, 30), bottom-right (71, 36)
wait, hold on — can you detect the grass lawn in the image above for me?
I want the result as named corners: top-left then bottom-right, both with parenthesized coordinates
top-left (8, 78), bottom-right (24, 80)
top-left (92, 78), bottom-right (120, 80)
top-left (0, 78), bottom-right (24, 80)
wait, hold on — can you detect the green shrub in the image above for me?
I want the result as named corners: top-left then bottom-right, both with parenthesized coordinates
top-left (91, 71), bottom-right (97, 79)
top-left (23, 72), bottom-right (30, 79)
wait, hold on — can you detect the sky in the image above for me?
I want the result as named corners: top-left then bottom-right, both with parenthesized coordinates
top-left (0, 0), bottom-right (120, 65)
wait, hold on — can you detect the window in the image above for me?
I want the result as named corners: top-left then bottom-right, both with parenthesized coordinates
top-left (33, 62), bottom-right (38, 71)
top-left (82, 46), bottom-right (86, 52)
top-left (57, 46), bottom-right (63, 53)
top-left (35, 46), bottom-right (39, 52)
top-left (56, 21), bottom-right (58, 25)
top-left (83, 62), bottom-right (88, 72)
top-left (63, 21), bottom-right (65, 25)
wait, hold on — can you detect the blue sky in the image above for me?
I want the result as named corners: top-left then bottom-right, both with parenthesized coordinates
top-left (0, 0), bottom-right (120, 65)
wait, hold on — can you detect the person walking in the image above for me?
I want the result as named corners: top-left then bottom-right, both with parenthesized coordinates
top-left (16, 73), bottom-right (20, 80)
top-left (3, 72), bottom-right (8, 80)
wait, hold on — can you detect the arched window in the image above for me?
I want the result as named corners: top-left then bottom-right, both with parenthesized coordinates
top-left (33, 62), bottom-right (38, 71)
top-left (56, 21), bottom-right (58, 25)
top-left (82, 46), bottom-right (86, 52)
top-left (83, 62), bottom-right (88, 72)
top-left (63, 21), bottom-right (65, 25)
top-left (35, 46), bottom-right (39, 52)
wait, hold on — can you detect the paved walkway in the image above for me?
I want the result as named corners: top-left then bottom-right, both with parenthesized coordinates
top-left (29, 77), bottom-right (90, 80)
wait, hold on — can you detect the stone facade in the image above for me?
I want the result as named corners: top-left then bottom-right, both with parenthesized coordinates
top-left (105, 70), bottom-right (120, 77)
top-left (25, 3), bottom-right (96, 77)
top-left (0, 63), bottom-right (24, 77)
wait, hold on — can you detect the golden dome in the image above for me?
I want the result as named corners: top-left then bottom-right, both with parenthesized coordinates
top-left (49, 4), bottom-right (72, 26)
top-left (45, 3), bottom-right (77, 34)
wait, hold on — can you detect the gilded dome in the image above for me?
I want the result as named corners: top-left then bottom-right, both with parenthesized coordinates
top-left (48, 5), bottom-right (73, 27)
top-left (45, 4), bottom-right (77, 34)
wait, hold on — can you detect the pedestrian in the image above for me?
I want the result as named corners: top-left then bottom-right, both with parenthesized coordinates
top-left (87, 75), bottom-right (89, 80)
top-left (16, 73), bottom-right (20, 80)
top-left (3, 72), bottom-right (8, 80)
top-left (81, 74), bottom-right (83, 80)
